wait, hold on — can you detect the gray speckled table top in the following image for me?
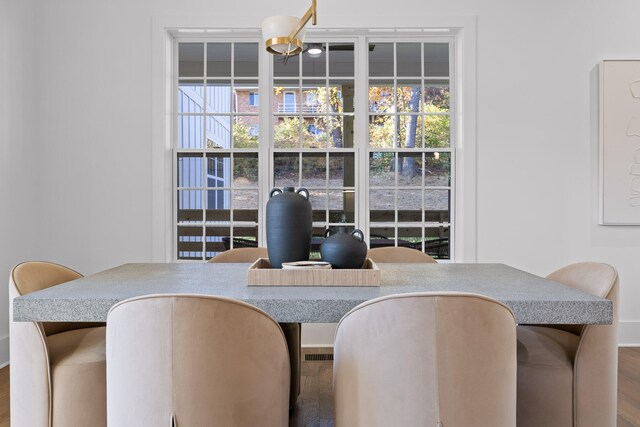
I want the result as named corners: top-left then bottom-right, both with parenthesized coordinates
top-left (13, 263), bottom-right (612, 324)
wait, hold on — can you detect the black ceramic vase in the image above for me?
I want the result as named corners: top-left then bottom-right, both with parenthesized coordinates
top-left (320, 227), bottom-right (368, 269)
top-left (266, 187), bottom-right (313, 269)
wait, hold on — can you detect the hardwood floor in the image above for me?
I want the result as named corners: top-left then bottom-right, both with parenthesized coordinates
top-left (1, 348), bottom-right (639, 427)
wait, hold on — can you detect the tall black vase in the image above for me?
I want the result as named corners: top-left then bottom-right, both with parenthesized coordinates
top-left (266, 187), bottom-right (312, 269)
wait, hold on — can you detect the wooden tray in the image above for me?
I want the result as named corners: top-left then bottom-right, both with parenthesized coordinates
top-left (247, 258), bottom-right (380, 287)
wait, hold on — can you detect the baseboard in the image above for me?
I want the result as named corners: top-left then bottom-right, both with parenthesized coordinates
top-left (301, 324), bottom-right (337, 347)
top-left (0, 334), bottom-right (8, 367)
top-left (619, 321), bottom-right (640, 346)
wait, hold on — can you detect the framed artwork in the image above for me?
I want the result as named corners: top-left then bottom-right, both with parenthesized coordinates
top-left (599, 60), bottom-right (640, 225)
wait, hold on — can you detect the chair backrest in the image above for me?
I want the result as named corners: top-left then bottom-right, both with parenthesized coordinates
top-left (367, 246), bottom-right (437, 263)
top-left (208, 247), bottom-right (269, 263)
top-left (106, 294), bottom-right (290, 427)
top-left (546, 262), bottom-right (618, 336)
top-left (10, 261), bottom-right (97, 336)
top-left (334, 292), bottom-right (516, 427)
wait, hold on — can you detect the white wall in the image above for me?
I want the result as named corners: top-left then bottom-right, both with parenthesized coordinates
top-left (2, 0), bottom-right (640, 362)
top-left (0, 0), bottom-right (39, 365)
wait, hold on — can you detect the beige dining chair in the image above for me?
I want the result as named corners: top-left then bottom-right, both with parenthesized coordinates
top-left (367, 246), bottom-right (437, 263)
top-left (106, 294), bottom-right (290, 427)
top-left (209, 247), bottom-right (301, 408)
top-left (9, 261), bottom-right (106, 427)
top-left (333, 292), bottom-right (517, 427)
top-left (516, 262), bottom-right (618, 427)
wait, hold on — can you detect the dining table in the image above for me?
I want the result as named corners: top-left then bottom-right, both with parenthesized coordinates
top-left (12, 262), bottom-right (612, 325)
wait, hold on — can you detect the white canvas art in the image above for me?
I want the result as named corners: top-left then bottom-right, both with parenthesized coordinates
top-left (599, 60), bottom-right (640, 225)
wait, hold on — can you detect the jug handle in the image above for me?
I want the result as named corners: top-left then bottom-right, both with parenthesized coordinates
top-left (351, 229), bottom-right (364, 242)
top-left (324, 228), bottom-right (335, 238)
top-left (270, 188), bottom-right (282, 198)
top-left (296, 187), bottom-right (309, 200)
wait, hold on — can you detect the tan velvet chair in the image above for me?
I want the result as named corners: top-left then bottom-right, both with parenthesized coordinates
top-left (367, 246), bottom-right (437, 263)
top-left (106, 294), bottom-right (290, 427)
top-left (516, 262), bottom-right (619, 427)
top-left (209, 247), bottom-right (301, 408)
top-left (208, 247), bottom-right (268, 263)
top-left (333, 292), bottom-right (517, 427)
top-left (9, 261), bottom-right (106, 427)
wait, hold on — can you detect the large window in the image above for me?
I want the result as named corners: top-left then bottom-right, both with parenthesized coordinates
top-left (174, 34), bottom-right (454, 261)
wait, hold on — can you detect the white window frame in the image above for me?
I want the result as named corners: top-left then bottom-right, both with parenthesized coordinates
top-left (151, 18), bottom-right (477, 263)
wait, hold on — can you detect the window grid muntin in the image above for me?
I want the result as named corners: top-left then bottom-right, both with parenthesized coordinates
top-left (272, 40), bottom-right (358, 235)
top-left (175, 40), bottom-right (261, 260)
top-left (367, 40), bottom-right (453, 259)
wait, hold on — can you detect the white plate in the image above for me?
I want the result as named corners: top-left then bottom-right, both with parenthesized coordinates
top-left (281, 261), bottom-right (332, 270)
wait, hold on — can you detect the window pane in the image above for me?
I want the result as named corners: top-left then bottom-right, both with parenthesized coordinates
top-left (301, 82), bottom-right (324, 114)
top-left (424, 43), bottom-right (449, 77)
top-left (274, 54), bottom-right (299, 77)
top-left (233, 116), bottom-right (259, 148)
top-left (424, 189), bottom-right (450, 213)
top-left (234, 226), bottom-right (258, 244)
top-left (369, 115), bottom-right (395, 148)
top-left (424, 83), bottom-right (450, 112)
top-left (233, 81), bottom-right (259, 113)
top-left (274, 116), bottom-right (300, 148)
top-left (206, 81), bottom-right (231, 113)
top-left (274, 153), bottom-right (299, 187)
top-left (424, 115), bottom-right (450, 148)
top-left (178, 226), bottom-right (203, 260)
top-left (329, 43), bottom-right (354, 77)
top-left (177, 190), bottom-right (203, 222)
top-left (233, 190), bottom-right (258, 218)
top-left (179, 43), bottom-right (204, 77)
top-left (177, 153), bottom-right (203, 187)
top-left (328, 116), bottom-right (350, 149)
top-left (178, 115), bottom-right (204, 149)
top-left (205, 226), bottom-right (231, 255)
top-left (397, 115), bottom-right (423, 149)
top-left (234, 43), bottom-right (259, 77)
top-left (370, 227), bottom-right (394, 241)
top-left (329, 152), bottom-right (355, 187)
top-left (397, 43), bottom-right (421, 77)
top-left (398, 227), bottom-right (422, 249)
top-left (309, 190), bottom-right (328, 222)
top-left (369, 189), bottom-right (395, 221)
top-left (207, 43), bottom-right (231, 77)
top-left (369, 43), bottom-right (393, 77)
top-left (329, 80), bottom-right (354, 113)
top-left (329, 189), bottom-right (355, 223)
top-left (302, 153), bottom-right (326, 186)
top-left (369, 152), bottom-right (394, 186)
top-left (398, 153), bottom-right (422, 186)
top-left (398, 190), bottom-right (422, 222)
top-left (302, 117), bottom-right (326, 148)
top-left (205, 115), bottom-right (231, 149)
top-left (425, 226), bottom-right (450, 259)
top-left (397, 81), bottom-right (422, 113)
top-left (233, 153), bottom-right (258, 187)
top-left (206, 190), bottom-right (231, 221)
top-left (425, 152), bottom-right (451, 186)
top-left (274, 83), bottom-right (300, 114)
top-left (302, 43), bottom-right (326, 77)
top-left (369, 80), bottom-right (394, 113)
top-left (206, 153), bottom-right (230, 187)
top-left (178, 80), bottom-right (204, 113)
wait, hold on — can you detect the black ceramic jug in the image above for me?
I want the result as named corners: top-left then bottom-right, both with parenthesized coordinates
top-left (266, 187), bottom-right (313, 269)
top-left (320, 227), bottom-right (368, 269)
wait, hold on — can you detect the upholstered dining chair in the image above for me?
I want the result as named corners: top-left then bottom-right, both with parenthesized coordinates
top-left (209, 247), bottom-right (301, 408)
top-left (106, 294), bottom-right (290, 427)
top-left (516, 262), bottom-right (619, 427)
top-left (9, 261), bottom-right (106, 427)
top-left (366, 246), bottom-right (437, 263)
top-left (333, 292), bottom-right (517, 427)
